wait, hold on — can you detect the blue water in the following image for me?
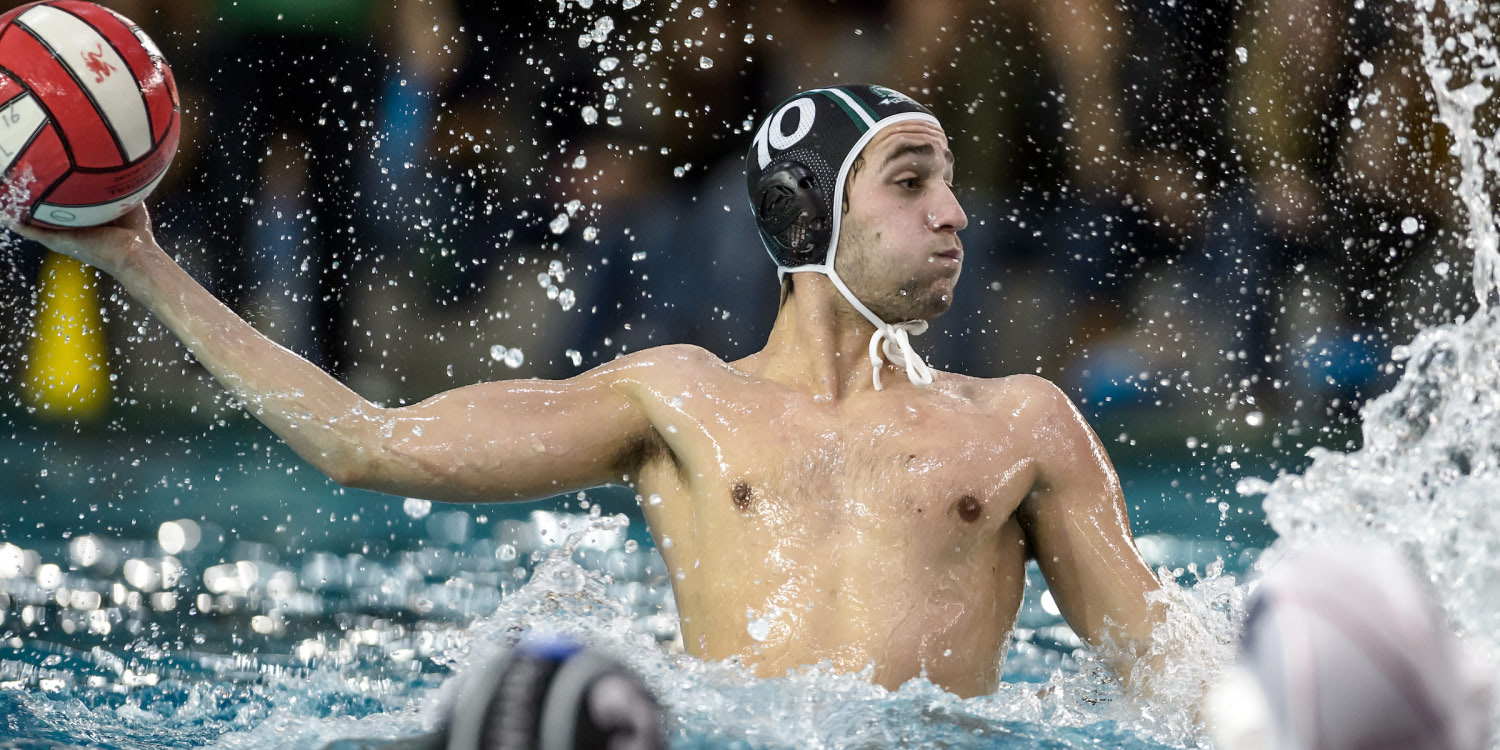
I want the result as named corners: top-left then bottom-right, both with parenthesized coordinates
top-left (0, 423), bottom-right (1272, 749)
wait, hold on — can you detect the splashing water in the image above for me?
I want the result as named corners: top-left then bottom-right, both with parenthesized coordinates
top-left (1241, 0), bottom-right (1500, 741)
top-left (0, 167), bottom-right (35, 228)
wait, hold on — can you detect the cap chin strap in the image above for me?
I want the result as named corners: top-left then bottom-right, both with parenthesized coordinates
top-left (779, 264), bottom-right (934, 391)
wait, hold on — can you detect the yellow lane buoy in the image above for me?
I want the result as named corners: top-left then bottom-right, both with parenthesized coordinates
top-left (22, 251), bottom-right (110, 417)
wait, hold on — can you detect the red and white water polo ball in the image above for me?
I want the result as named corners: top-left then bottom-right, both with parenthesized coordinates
top-left (0, 0), bottom-right (179, 228)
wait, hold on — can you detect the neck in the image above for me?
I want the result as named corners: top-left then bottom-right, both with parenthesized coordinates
top-left (751, 274), bottom-right (907, 400)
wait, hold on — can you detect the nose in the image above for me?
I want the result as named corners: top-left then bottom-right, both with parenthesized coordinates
top-left (929, 183), bottom-right (968, 233)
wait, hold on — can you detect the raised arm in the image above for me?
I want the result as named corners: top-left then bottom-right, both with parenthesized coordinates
top-left (10, 207), bottom-right (655, 503)
top-left (1011, 375), bottom-right (1163, 688)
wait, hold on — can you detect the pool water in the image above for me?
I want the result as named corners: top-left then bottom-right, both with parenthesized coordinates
top-left (0, 426), bottom-right (1265, 749)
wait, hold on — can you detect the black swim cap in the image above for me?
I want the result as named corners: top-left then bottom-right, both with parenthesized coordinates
top-left (444, 637), bottom-right (664, 750)
top-left (745, 84), bottom-right (938, 274)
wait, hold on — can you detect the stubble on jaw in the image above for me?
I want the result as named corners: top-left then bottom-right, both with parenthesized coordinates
top-left (835, 203), bottom-right (955, 324)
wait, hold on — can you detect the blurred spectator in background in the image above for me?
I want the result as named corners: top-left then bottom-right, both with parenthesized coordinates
top-left (1226, 0), bottom-right (1458, 412)
top-left (190, 0), bottom-right (457, 379)
top-left (1, 0), bottom-right (1472, 435)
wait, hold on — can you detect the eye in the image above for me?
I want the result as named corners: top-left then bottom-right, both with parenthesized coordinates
top-left (897, 177), bottom-right (921, 190)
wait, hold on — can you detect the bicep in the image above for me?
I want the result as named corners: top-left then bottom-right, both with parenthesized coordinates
top-left (1015, 381), bottom-right (1160, 653)
top-left (348, 372), bottom-right (654, 504)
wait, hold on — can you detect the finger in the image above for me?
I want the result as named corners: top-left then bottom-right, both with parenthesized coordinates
top-left (3, 217), bottom-right (75, 253)
top-left (3, 216), bottom-right (47, 244)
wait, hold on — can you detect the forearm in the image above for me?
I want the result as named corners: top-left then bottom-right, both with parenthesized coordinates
top-left (114, 241), bottom-right (377, 480)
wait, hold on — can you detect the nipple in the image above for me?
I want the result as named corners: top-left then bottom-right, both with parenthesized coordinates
top-left (956, 495), bottom-right (982, 523)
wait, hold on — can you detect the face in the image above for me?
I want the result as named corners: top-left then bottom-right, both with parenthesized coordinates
top-left (834, 120), bottom-right (968, 322)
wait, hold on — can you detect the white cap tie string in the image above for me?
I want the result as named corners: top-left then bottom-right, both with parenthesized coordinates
top-left (867, 319), bottom-right (933, 391)
top-left (779, 264), bottom-right (938, 391)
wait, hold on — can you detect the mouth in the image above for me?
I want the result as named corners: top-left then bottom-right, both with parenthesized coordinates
top-left (935, 248), bottom-right (963, 262)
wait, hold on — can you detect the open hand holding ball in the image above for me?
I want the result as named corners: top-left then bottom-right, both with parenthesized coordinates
top-left (0, 1), bottom-right (179, 230)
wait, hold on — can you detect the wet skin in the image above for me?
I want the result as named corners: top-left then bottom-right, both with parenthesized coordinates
top-left (624, 350), bottom-right (1039, 695)
top-left (10, 121), bottom-right (1163, 699)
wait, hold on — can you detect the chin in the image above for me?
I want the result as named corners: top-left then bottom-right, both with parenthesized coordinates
top-left (923, 296), bottom-right (956, 319)
top-left (909, 288), bottom-right (956, 320)
top-left (924, 277), bottom-right (960, 317)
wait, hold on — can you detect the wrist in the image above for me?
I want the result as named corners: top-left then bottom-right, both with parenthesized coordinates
top-left (112, 236), bottom-right (167, 287)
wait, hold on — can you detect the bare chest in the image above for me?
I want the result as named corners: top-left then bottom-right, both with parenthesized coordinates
top-left (637, 390), bottom-right (1037, 554)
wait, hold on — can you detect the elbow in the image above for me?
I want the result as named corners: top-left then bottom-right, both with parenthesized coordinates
top-left (323, 460), bottom-right (363, 489)
top-left (315, 446), bottom-right (376, 489)
top-left (313, 408), bottom-right (388, 489)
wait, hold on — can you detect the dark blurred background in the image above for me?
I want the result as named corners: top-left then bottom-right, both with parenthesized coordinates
top-left (0, 0), bottom-right (1478, 545)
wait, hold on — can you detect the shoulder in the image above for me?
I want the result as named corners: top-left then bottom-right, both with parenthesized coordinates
top-left (585, 344), bottom-right (733, 391)
top-left (954, 372), bottom-right (1075, 419)
top-left (960, 374), bottom-right (1099, 460)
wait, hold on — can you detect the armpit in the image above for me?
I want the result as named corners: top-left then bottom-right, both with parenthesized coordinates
top-left (610, 427), bottom-right (671, 478)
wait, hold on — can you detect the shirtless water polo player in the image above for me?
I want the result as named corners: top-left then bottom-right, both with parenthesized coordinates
top-left (12, 84), bottom-right (1165, 698)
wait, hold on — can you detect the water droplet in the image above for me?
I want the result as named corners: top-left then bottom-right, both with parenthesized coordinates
top-left (497, 544), bottom-right (517, 561)
top-left (1245, 411), bottom-right (1265, 427)
top-left (1235, 46), bottom-right (1248, 63)
top-left (1234, 477), bottom-right (1272, 496)
top-left (581, 106), bottom-right (598, 125)
top-left (549, 259), bottom-right (567, 280)
top-left (622, 0), bottom-right (640, 7)
top-left (1359, 60), bottom-right (1375, 77)
top-left (582, 226), bottom-right (599, 241)
top-left (690, 6), bottom-right (704, 18)
top-left (549, 213), bottom-right (570, 234)
top-left (744, 33), bottom-right (755, 43)
top-left (403, 497), bottom-right (431, 519)
top-left (698, 56), bottom-right (714, 69)
top-left (558, 289), bottom-right (577, 311)
top-left (599, 57), bottom-right (620, 72)
top-left (572, 154), bottom-right (588, 169)
top-left (746, 606), bottom-right (779, 642)
top-left (631, 251), bottom-right (647, 262)
top-left (607, 115), bottom-right (622, 126)
top-left (590, 15), bottom-right (613, 43)
top-left (747, 616), bottom-right (771, 642)
top-left (490, 344), bottom-right (508, 360)
top-left (503, 348), bottom-right (525, 369)
top-left (1401, 216), bottom-right (1421, 234)
top-left (565, 349), bottom-right (583, 366)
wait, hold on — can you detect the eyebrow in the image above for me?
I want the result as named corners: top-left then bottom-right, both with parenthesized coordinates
top-left (879, 142), bottom-right (955, 170)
